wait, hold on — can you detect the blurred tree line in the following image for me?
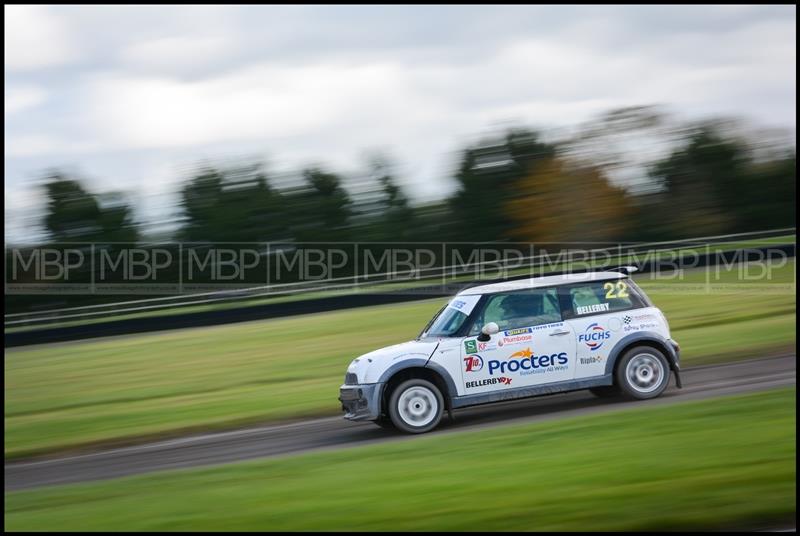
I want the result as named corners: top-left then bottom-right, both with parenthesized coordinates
top-left (35, 106), bottom-right (795, 249)
top-left (6, 105), bottom-right (794, 314)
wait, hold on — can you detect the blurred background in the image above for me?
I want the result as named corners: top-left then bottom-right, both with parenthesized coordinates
top-left (5, 5), bottom-right (795, 247)
top-left (4, 4), bottom-right (797, 532)
top-left (4, 5), bottom-right (796, 315)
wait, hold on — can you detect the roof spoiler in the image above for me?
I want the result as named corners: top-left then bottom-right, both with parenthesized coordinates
top-left (607, 265), bottom-right (639, 275)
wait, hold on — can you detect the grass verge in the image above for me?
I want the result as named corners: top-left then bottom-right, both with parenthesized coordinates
top-left (4, 388), bottom-right (796, 531)
top-left (4, 260), bottom-right (795, 458)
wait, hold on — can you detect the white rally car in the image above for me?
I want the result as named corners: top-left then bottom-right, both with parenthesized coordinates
top-left (339, 268), bottom-right (681, 433)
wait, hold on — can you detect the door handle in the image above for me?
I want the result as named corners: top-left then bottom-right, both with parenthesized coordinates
top-left (549, 329), bottom-right (570, 336)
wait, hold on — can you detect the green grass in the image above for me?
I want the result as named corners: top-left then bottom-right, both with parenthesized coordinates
top-left (5, 388), bottom-right (796, 531)
top-left (4, 260), bottom-right (795, 458)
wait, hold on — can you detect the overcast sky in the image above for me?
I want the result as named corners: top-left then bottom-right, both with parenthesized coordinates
top-left (4, 5), bottom-right (797, 242)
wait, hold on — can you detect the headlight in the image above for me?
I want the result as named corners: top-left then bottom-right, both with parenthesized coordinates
top-left (344, 372), bottom-right (359, 385)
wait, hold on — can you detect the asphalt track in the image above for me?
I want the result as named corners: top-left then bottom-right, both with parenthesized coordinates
top-left (5, 354), bottom-right (796, 492)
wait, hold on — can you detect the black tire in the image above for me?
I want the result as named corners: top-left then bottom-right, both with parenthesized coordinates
top-left (615, 346), bottom-right (671, 400)
top-left (589, 385), bottom-right (621, 398)
top-left (373, 415), bottom-right (395, 429)
top-left (388, 378), bottom-right (444, 434)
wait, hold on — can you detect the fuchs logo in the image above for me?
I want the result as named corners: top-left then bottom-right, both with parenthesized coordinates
top-left (464, 340), bottom-right (478, 353)
top-left (464, 355), bottom-right (484, 372)
top-left (487, 347), bottom-right (569, 375)
top-left (465, 376), bottom-right (512, 388)
top-left (579, 323), bottom-right (611, 351)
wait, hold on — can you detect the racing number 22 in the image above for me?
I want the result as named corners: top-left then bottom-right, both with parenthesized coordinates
top-left (604, 281), bottom-right (629, 299)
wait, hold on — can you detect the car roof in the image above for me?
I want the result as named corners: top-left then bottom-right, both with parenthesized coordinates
top-left (456, 271), bottom-right (629, 296)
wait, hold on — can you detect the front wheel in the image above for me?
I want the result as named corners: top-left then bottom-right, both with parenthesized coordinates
top-left (388, 379), bottom-right (444, 434)
top-left (615, 346), bottom-right (671, 400)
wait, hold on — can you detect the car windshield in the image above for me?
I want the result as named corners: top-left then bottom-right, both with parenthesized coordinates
top-left (422, 295), bottom-right (482, 338)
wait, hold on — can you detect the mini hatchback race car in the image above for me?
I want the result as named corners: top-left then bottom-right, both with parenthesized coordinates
top-left (339, 268), bottom-right (681, 433)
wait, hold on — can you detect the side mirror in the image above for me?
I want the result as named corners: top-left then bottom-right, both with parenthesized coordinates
top-left (477, 322), bottom-right (499, 342)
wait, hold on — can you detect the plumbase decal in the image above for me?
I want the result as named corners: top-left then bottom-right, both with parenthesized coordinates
top-left (576, 303), bottom-right (610, 315)
top-left (578, 323), bottom-right (611, 351)
top-left (502, 333), bottom-right (533, 345)
top-left (464, 340), bottom-right (478, 353)
top-left (466, 377), bottom-right (512, 388)
top-left (463, 355), bottom-right (484, 373)
top-left (501, 323), bottom-right (566, 345)
top-left (487, 348), bottom-right (569, 376)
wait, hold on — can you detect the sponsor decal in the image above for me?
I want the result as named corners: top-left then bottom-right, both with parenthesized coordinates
top-left (502, 334), bottom-right (533, 345)
top-left (625, 313), bottom-right (657, 325)
top-left (580, 356), bottom-right (604, 365)
top-left (451, 299), bottom-right (467, 309)
top-left (576, 303), bottom-right (610, 315)
top-left (510, 348), bottom-right (533, 359)
top-left (478, 341), bottom-right (496, 351)
top-left (463, 354), bottom-right (484, 373)
top-left (447, 294), bottom-right (481, 316)
top-left (623, 321), bottom-right (660, 332)
top-left (466, 376), bottom-right (512, 388)
top-left (487, 347), bottom-right (569, 376)
top-left (504, 327), bottom-right (533, 336)
top-left (578, 323), bottom-right (611, 351)
top-left (532, 322), bottom-right (564, 331)
top-left (464, 340), bottom-right (478, 353)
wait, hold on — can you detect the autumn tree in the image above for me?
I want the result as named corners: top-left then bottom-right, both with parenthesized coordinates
top-left (505, 157), bottom-right (633, 243)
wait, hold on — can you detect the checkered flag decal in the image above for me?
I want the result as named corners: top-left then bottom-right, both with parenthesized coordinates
top-left (623, 315), bottom-right (632, 324)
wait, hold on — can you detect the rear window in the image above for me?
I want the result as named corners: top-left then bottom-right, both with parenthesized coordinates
top-left (562, 278), bottom-right (646, 318)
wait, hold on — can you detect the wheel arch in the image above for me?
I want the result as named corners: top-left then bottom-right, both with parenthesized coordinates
top-left (605, 332), bottom-right (678, 379)
top-left (377, 360), bottom-right (456, 417)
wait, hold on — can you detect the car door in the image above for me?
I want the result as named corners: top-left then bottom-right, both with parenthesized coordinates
top-left (459, 286), bottom-right (576, 395)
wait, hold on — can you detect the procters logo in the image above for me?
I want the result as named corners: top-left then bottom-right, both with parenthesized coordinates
top-left (463, 354), bottom-right (484, 373)
top-left (579, 323), bottom-right (611, 351)
top-left (487, 347), bottom-right (569, 375)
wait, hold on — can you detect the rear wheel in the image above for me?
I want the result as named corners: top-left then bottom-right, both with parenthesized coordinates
top-left (388, 379), bottom-right (444, 434)
top-left (616, 346), bottom-right (671, 400)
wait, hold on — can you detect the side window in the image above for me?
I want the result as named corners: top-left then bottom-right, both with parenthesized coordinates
top-left (469, 287), bottom-right (561, 334)
top-left (563, 278), bottom-right (644, 318)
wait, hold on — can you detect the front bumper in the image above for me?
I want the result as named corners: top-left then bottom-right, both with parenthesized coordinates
top-left (338, 383), bottom-right (384, 421)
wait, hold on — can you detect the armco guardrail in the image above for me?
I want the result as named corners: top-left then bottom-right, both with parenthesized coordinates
top-left (5, 227), bottom-right (795, 329)
top-left (4, 242), bottom-right (795, 347)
